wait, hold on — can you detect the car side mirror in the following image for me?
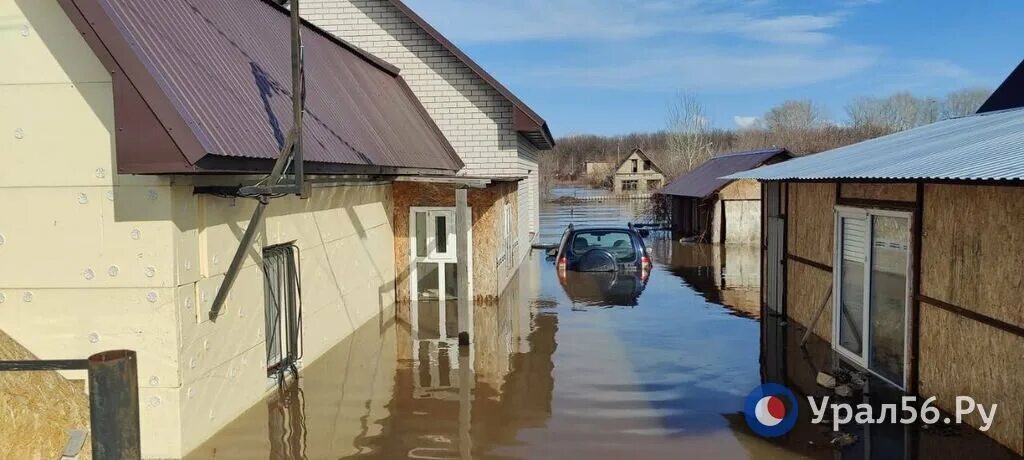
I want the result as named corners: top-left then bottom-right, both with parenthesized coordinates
top-left (546, 248), bottom-right (558, 257)
top-left (645, 247), bottom-right (653, 255)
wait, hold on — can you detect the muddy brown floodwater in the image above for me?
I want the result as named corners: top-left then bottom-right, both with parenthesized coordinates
top-left (187, 187), bottom-right (1020, 459)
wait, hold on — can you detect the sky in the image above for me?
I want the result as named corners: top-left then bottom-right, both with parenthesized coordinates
top-left (401, 0), bottom-right (1021, 136)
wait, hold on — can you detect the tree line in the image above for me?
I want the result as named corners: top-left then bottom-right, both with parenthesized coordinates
top-left (541, 87), bottom-right (991, 193)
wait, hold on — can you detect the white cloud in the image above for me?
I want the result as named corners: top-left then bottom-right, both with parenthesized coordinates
top-left (734, 116), bottom-right (760, 128)
top-left (522, 47), bottom-right (879, 92)
top-left (402, 0), bottom-right (844, 45)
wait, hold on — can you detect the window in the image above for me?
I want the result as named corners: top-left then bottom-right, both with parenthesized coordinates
top-left (834, 207), bottom-right (911, 387)
top-left (263, 244), bottom-right (301, 375)
top-left (631, 159), bottom-right (639, 173)
top-left (571, 230), bottom-right (637, 262)
top-left (644, 160), bottom-right (652, 171)
top-left (621, 180), bottom-right (638, 192)
top-left (646, 179), bottom-right (661, 190)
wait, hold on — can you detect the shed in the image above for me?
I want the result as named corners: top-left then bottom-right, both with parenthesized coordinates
top-left (612, 148), bottom-right (665, 193)
top-left (660, 148), bottom-right (790, 244)
top-left (727, 61), bottom-right (1024, 455)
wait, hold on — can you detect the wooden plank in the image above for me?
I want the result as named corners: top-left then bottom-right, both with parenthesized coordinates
top-left (455, 188), bottom-right (471, 345)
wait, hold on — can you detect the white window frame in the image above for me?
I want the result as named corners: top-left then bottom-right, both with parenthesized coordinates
top-left (832, 206), bottom-right (913, 389)
top-left (408, 206), bottom-right (474, 393)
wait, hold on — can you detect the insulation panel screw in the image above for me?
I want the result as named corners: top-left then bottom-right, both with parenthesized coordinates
top-left (145, 266), bottom-right (156, 278)
top-left (130, 229), bottom-right (141, 240)
top-left (106, 191), bottom-right (115, 201)
top-left (0, 233), bottom-right (5, 246)
top-left (147, 190), bottom-right (159, 201)
top-left (77, 193), bottom-right (89, 205)
top-left (95, 168), bottom-right (106, 179)
top-left (148, 396), bottom-right (161, 408)
top-left (14, 128), bottom-right (23, 139)
top-left (185, 297), bottom-right (193, 310)
top-left (108, 265), bottom-right (119, 277)
top-left (0, 293), bottom-right (6, 304)
top-left (20, 25), bottom-right (30, 37)
top-left (83, 268), bottom-right (95, 280)
top-left (146, 291), bottom-right (158, 303)
top-left (22, 292), bottom-right (33, 303)
top-left (149, 376), bottom-right (160, 386)
top-left (88, 332), bottom-right (100, 344)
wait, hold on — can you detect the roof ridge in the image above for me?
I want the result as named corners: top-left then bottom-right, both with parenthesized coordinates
top-left (711, 147), bottom-right (787, 159)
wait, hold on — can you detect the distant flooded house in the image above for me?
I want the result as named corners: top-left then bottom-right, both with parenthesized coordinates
top-left (731, 62), bottom-right (1024, 455)
top-left (660, 148), bottom-right (790, 244)
top-left (0, 0), bottom-right (471, 457)
top-left (301, 0), bottom-right (555, 341)
top-left (612, 148), bottom-right (665, 193)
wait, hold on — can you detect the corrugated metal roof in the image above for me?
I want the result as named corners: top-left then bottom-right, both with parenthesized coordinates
top-left (68, 0), bottom-right (462, 173)
top-left (659, 148), bottom-right (790, 198)
top-left (728, 108), bottom-right (1024, 182)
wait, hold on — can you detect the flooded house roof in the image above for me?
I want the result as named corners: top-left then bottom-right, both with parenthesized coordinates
top-left (614, 148), bottom-right (664, 175)
top-left (60, 0), bottom-right (463, 175)
top-left (383, 0), bottom-right (555, 150)
top-left (660, 148), bottom-right (790, 198)
top-left (728, 107), bottom-right (1024, 182)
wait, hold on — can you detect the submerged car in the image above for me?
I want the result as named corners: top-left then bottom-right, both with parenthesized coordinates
top-left (552, 224), bottom-right (652, 307)
top-left (553, 224), bottom-right (652, 273)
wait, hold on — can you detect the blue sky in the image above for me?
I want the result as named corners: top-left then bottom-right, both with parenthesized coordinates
top-left (402, 0), bottom-right (1021, 136)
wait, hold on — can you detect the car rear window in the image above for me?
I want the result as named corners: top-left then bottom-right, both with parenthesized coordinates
top-left (571, 231), bottom-right (637, 262)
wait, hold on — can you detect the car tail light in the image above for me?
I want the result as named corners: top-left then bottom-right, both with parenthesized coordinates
top-left (641, 255), bottom-right (651, 270)
top-left (557, 257), bottom-right (568, 271)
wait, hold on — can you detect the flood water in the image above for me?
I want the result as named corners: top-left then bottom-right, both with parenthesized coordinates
top-left (187, 187), bottom-right (1019, 459)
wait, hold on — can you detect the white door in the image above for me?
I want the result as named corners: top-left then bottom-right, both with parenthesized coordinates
top-left (409, 207), bottom-right (473, 392)
top-left (833, 207), bottom-right (912, 388)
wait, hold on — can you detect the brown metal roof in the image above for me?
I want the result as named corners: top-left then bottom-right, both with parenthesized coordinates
top-left (659, 148), bottom-right (791, 198)
top-left (385, 0), bottom-right (555, 150)
top-left (60, 0), bottom-right (463, 175)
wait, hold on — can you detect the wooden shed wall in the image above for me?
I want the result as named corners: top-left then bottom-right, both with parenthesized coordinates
top-left (784, 182), bottom-right (835, 339)
top-left (918, 183), bottom-right (1024, 455)
top-left (779, 181), bottom-right (1023, 455)
top-left (840, 183), bottom-right (917, 202)
top-left (921, 184), bottom-right (1024, 328)
top-left (719, 179), bottom-right (761, 200)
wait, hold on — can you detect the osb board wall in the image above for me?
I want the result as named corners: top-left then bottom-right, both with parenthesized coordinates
top-left (393, 181), bottom-right (517, 309)
top-left (840, 183), bottom-right (917, 202)
top-left (719, 179), bottom-right (761, 200)
top-left (786, 182), bottom-right (835, 267)
top-left (921, 184), bottom-right (1024, 329)
top-left (919, 304), bottom-right (1024, 455)
top-left (786, 260), bottom-right (833, 341)
top-left (0, 331), bottom-right (91, 460)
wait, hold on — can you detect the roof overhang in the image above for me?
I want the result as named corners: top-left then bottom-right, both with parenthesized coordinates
top-left (395, 175), bottom-right (528, 189)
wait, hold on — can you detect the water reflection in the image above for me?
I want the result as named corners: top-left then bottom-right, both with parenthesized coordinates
top-left (557, 270), bottom-right (648, 307)
top-left (656, 241), bottom-right (761, 318)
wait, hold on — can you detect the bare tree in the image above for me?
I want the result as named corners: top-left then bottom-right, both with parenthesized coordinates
top-left (665, 93), bottom-right (714, 177)
top-left (943, 87), bottom-right (993, 118)
top-left (764, 99), bottom-right (829, 132)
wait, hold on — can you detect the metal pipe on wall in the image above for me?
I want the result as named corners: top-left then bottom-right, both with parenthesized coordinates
top-left (88, 350), bottom-right (141, 460)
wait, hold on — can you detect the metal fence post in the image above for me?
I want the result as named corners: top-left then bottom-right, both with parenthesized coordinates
top-left (88, 350), bottom-right (141, 459)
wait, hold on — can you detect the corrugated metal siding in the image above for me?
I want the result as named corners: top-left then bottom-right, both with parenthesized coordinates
top-left (659, 148), bottom-right (789, 198)
top-left (83, 0), bottom-right (462, 171)
top-left (729, 108), bottom-right (1024, 181)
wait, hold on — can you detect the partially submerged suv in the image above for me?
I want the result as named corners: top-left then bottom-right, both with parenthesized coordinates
top-left (554, 224), bottom-right (652, 273)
